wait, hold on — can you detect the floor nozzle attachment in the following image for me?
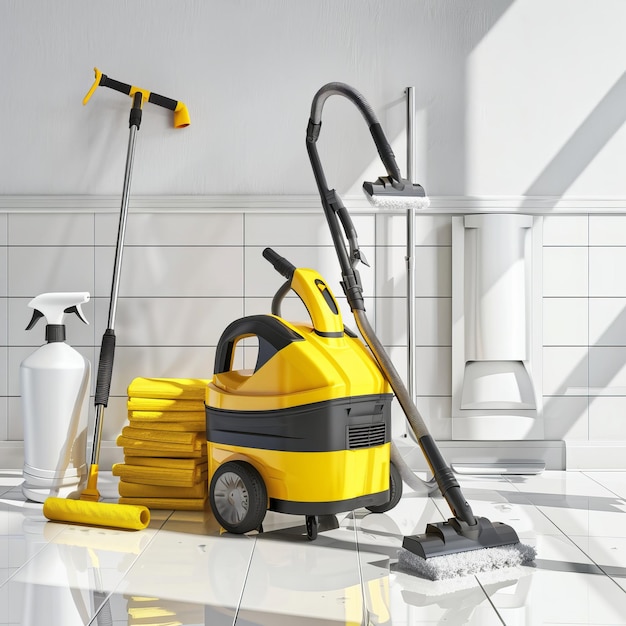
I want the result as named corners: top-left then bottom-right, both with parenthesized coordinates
top-left (402, 516), bottom-right (521, 560)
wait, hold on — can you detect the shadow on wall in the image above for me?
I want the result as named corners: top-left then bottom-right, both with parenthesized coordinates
top-left (521, 70), bottom-right (626, 201)
top-left (543, 302), bottom-right (626, 439)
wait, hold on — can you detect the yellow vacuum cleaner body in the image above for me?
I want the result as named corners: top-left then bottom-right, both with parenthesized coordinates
top-left (206, 250), bottom-right (397, 538)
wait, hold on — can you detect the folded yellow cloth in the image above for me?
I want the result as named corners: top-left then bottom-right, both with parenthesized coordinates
top-left (117, 433), bottom-right (206, 451)
top-left (122, 445), bottom-right (207, 459)
top-left (127, 397), bottom-right (205, 412)
top-left (127, 377), bottom-right (210, 400)
top-left (112, 462), bottom-right (207, 487)
top-left (119, 496), bottom-right (207, 511)
top-left (123, 456), bottom-right (206, 470)
top-left (128, 409), bottom-right (206, 424)
top-left (128, 418), bottom-right (205, 433)
top-left (118, 480), bottom-right (207, 499)
top-left (122, 426), bottom-right (201, 446)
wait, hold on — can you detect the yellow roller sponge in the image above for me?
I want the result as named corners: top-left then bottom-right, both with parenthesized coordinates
top-left (43, 497), bottom-right (150, 530)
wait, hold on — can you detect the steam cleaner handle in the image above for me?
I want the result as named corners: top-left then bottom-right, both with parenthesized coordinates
top-left (263, 248), bottom-right (296, 281)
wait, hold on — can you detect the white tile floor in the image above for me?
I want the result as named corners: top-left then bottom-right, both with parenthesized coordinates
top-left (1, 469), bottom-right (625, 625)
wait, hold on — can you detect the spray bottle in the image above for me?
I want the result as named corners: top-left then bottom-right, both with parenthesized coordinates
top-left (20, 292), bottom-right (91, 502)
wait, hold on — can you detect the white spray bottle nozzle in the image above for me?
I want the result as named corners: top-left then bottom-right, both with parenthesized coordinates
top-left (26, 292), bottom-right (90, 330)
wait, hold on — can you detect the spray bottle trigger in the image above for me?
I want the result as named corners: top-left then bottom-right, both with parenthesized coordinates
top-left (64, 304), bottom-right (89, 325)
top-left (25, 309), bottom-right (44, 331)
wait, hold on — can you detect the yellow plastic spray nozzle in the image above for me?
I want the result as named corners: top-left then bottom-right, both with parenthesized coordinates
top-left (173, 101), bottom-right (191, 128)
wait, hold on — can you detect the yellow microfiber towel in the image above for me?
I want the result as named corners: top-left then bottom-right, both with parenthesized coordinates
top-left (112, 462), bottom-right (207, 487)
top-left (119, 496), bottom-right (207, 511)
top-left (128, 409), bottom-right (206, 424)
top-left (127, 397), bottom-right (205, 412)
top-left (117, 434), bottom-right (206, 452)
top-left (123, 447), bottom-right (206, 459)
top-left (128, 419), bottom-right (205, 433)
top-left (123, 456), bottom-right (206, 470)
top-left (121, 426), bottom-right (201, 446)
top-left (118, 480), bottom-right (207, 499)
top-left (127, 377), bottom-right (210, 400)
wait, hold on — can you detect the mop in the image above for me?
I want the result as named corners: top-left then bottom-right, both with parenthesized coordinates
top-left (305, 82), bottom-right (535, 579)
top-left (43, 68), bottom-right (189, 531)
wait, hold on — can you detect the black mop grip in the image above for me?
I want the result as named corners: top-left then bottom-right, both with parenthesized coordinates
top-left (100, 73), bottom-right (132, 96)
top-left (95, 329), bottom-right (116, 407)
top-left (263, 248), bottom-right (296, 280)
top-left (148, 92), bottom-right (178, 112)
top-left (98, 72), bottom-right (181, 114)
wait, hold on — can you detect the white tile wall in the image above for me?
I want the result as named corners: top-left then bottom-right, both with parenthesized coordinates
top-left (542, 396), bottom-right (589, 440)
top-left (543, 215), bottom-right (588, 246)
top-left (589, 298), bottom-right (626, 346)
top-left (543, 247), bottom-right (588, 296)
top-left (1, 207), bottom-right (626, 467)
top-left (589, 215), bottom-right (626, 246)
top-left (588, 396), bottom-right (626, 439)
top-left (9, 247), bottom-right (95, 297)
top-left (543, 298), bottom-right (588, 346)
top-left (0, 216), bottom-right (6, 440)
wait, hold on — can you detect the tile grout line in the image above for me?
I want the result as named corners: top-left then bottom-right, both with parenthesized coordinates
top-left (232, 536), bottom-right (257, 625)
top-left (503, 474), bottom-right (626, 595)
top-left (85, 509), bottom-right (175, 625)
top-left (352, 508), bottom-right (370, 626)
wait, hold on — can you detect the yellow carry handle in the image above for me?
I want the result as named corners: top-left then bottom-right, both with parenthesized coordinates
top-left (262, 248), bottom-right (344, 336)
top-left (83, 67), bottom-right (190, 128)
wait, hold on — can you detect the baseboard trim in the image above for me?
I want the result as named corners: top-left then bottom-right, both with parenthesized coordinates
top-left (564, 441), bottom-right (626, 470)
top-left (395, 438), bottom-right (567, 471)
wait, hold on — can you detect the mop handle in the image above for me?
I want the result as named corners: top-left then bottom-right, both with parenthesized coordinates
top-left (83, 67), bottom-right (190, 128)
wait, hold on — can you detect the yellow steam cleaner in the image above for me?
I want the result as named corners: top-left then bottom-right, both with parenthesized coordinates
top-left (206, 248), bottom-right (402, 540)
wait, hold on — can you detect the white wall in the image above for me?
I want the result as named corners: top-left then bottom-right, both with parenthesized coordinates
top-left (3, 0), bottom-right (626, 198)
top-left (2, 0), bottom-right (626, 469)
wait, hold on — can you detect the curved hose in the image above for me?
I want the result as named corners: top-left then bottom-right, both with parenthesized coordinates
top-left (307, 82), bottom-right (402, 182)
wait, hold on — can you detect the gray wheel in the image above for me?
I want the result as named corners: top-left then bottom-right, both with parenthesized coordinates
top-left (209, 461), bottom-right (267, 534)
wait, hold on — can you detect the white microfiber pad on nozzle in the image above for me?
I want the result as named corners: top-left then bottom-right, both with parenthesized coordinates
top-left (397, 542), bottom-right (536, 581)
top-left (365, 194), bottom-right (431, 210)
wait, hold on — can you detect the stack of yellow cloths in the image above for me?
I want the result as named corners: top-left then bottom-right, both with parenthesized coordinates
top-left (113, 377), bottom-right (210, 511)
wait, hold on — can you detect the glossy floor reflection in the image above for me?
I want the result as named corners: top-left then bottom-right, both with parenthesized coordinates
top-left (1, 469), bottom-right (625, 624)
